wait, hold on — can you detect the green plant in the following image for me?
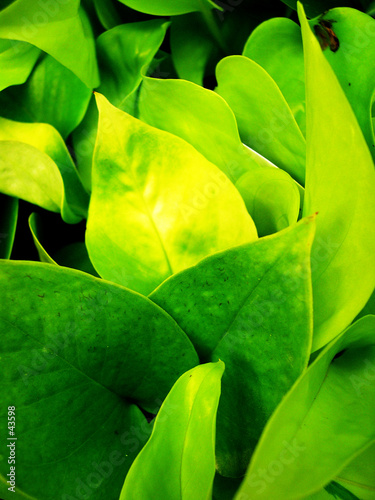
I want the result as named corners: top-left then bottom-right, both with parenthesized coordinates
top-left (0, 1), bottom-right (374, 499)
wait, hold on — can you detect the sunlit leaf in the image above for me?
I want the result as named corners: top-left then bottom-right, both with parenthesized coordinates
top-left (72, 19), bottom-right (168, 192)
top-left (215, 55), bottom-right (306, 185)
top-left (299, 2), bottom-right (375, 351)
top-left (0, 1), bottom-right (99, 88)
top-left (0, 39), bottom-right (40, 91)
top-left (235, 165), bottom-right (301, 237)
top-left (243, 18), bottom-right (306, 136)
top-left (120, 362), bottom-right (224, 500)
top-left (308, 9), bottom-right (375, 161)
top-left (86, 93), bottom-right (257, 294)
top-left (0, 117), bottom-right (89, 223)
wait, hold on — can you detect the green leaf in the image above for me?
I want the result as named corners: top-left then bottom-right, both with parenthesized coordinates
top-left (215, 55), bottom-right (306, 185)
top-left (335, 443), bottom-right (375, 500)
top-left (87, 93), bottom-right (257, 294)
top-left (243, 18), bottom-right (306, 136)
top-left (72, 19), bottom-right (168, 192)
top-left (0, 340), bottom-right (147, 499)
top-left (54, 243), bottom-right (99, 277)
top-left (0, 260), bottom-right (199, 500)
top-left (117, 0), bottom-right (219, 16)
top-left (120, 361), bottom-right (225, 500)
top-left (0, 117), bottom-right (89, 223)
top-left (0, 193), bottom-right (17, 258)
top-left (235, 315), bottom-right (375, 500)
top-left (355, 289), bottom-right (375, 321)
top-left (0, 53), bottom-right (92, 138)
top-left (98, 20), bottom-right (170, 108)
top-left (93, 0), bottom-right (122, 29)
top-left (308, 9), bottom-right (375, 161)
top-left (170, 12), bottom-right (219, 86)
top-left (0, 1), bottom-right (99, 88)
top-left (138, 77), bottom-right (269, 183)
top-left (298, 2), bottom-right (375, 351)
top-left (235, 166), bottom-right (301, 237)
top-left (0, 39), bottom-right (40, 91)
top-left (0, 260), bottom-right (199, 410)
top-left (28, 212), bottom-right (56, 264)
top-left (151, 216), bottom-right (315, 476)
top-left (29, 212), bottom-right (100, 276)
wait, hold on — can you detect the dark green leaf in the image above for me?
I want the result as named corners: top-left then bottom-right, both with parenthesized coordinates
top-left (170, 12), bottom-right (219, 86)
top-left (0, 193), bottom-right (17, 259)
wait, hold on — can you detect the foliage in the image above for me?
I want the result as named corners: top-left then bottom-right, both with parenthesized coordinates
top-left (0, 0), bottom-right (374, 499)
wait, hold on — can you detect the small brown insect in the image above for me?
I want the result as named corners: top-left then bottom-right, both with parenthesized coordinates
top-left (314, 19), bottom-right (340, 52)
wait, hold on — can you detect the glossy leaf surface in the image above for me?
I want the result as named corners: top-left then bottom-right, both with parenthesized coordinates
top-left (0, 54), bottom-right (92, 138)
top-left (299, 2), bottom-right (375, 351)
top-left (0, 117), bottom-right (89, 223)
top-left (243, 18), bottom-right (306, 136)
top-left (235, 166), bottom-right (300, 237)
top-left (308, 8), bottom-right (375, 161)
top-left (0, 260), bottom-right (199, 410)
top-left (215, 55), bottom-right (306, 185)
top-left (336, 443), bottom-right (375, 500)
top-left (72, 19), bottom-right (168, 192)
top-left (0, 1), bottom-right (99, 88)
top-left (138, 77), bottom-right (265, 183)
top-left (0, 39), bottom-right (40, 91)
top-left (151, 217), bottom-right (315, 476)
top-left (236, 315), bottom-right (375, 499)
top-left (86, 94), bottom-right (257, 294)
top-left (120, 362), bottom-right (224, 500)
